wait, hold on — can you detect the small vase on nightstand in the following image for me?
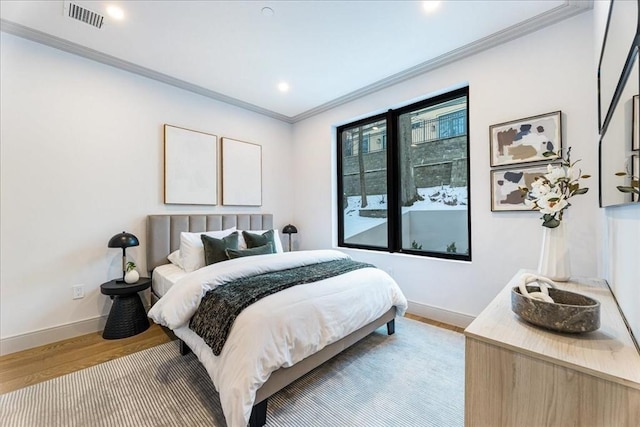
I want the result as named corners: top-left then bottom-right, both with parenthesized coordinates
top-left (124, 269), bottom-right (139, 284)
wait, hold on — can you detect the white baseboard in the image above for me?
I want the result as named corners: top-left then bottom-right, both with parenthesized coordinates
top-left (0, 302), bottom-right (471, 356)
top-left (0, 315), bottom-right (108, 356)
top-left (406, 300), bottom-right (475, 329)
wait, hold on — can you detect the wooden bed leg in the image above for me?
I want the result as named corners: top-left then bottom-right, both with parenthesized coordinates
top-left (179, 339), bottom-right (191, 356)
top-left (387, 319), bottom-right (395, 335)
top-left (248, 398), bottom-right (268, 427)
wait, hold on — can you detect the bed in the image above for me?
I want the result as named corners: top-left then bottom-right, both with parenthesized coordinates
top-left (146, 214), bottom-right (407, 427)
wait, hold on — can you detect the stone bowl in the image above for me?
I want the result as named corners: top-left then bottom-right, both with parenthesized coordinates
top-left (511, 286), bottom-right (600, 333)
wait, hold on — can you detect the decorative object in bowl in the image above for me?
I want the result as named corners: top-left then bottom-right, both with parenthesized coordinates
top-left (511, 285), bottom-right (600, 333)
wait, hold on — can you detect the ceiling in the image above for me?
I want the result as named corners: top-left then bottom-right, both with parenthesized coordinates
top-left (0, 1), bottom-right (592, 123)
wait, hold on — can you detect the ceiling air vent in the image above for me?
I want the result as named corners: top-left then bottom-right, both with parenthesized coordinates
top-left (65, 2), bottom-right (104, 29)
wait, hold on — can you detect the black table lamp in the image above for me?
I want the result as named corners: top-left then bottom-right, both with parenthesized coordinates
top-left (108, 231), bottom-right (139, 282)
top-left (282, 224), bottom-right (298, 252)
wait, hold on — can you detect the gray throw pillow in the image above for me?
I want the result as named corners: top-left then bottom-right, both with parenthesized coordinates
top-left (242, 230), bottom-right (276, 253)
top-left (201, 231), bottom-right (239, 265)
top-left (226, 243), bottom-right (273, 259)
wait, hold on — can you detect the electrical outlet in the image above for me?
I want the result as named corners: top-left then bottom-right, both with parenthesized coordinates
top-left (72, 284), bottom-right (85, 300)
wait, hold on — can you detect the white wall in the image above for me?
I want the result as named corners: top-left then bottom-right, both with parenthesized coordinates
top-left (593, 0), bottom-right (640, 342)
top-left (292, 12), bottom-right (600, 325)
top-left (4, 5), bottom-right (637, 354)
top-left (0, 33), bottom-right (294, 351)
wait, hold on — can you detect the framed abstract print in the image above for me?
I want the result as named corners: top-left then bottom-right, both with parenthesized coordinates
top-left (491, 164), bottom-right (552, 211)
top-left (490, 111), bottom-right (562, 167)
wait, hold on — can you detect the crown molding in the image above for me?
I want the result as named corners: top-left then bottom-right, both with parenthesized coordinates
top-left (290, 0), bottom-right (594, 123)
top-left (1, 1), bottom-right (592, 125)
top-left (0, 19), bottom-right (294, 123)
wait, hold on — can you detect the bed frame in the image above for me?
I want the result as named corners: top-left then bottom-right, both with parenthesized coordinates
top-left (147, 214), bottom-right (396, 427)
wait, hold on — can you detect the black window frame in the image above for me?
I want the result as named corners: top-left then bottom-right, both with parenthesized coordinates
top-left (336, 86), bottom-right (471, 261)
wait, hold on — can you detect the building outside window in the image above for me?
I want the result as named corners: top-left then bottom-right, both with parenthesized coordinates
top-left (337, 87), bottom-right (470, 261)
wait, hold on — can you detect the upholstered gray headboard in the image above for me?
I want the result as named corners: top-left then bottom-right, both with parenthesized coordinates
top-left (146, 213), bottom-right (273, 272)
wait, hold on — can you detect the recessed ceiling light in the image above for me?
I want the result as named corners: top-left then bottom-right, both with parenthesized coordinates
top-left (106, 5), bottom-right (125, 20)
top-left (277, 82), bottom-right (290, 92)
top-left (422, 1), bottom-right (441, 14)
top-left (262, 7), bottom-right (274, 17)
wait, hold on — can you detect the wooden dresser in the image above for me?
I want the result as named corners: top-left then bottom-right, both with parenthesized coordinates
top-left (464, 270), bottom-right (640, 427)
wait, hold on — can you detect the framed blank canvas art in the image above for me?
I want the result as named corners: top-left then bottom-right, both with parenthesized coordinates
top-left (164, 124), bottom-right (218, 205)
top-left (222, 137), bottom-right (262, 206)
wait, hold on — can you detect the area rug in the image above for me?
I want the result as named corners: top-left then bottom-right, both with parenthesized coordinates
top-left (0, 317), bottom-right (464, 426)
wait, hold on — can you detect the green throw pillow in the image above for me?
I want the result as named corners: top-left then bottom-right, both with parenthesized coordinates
top-left (242, 230), bottom-right (276, 253)
top-left (226, 243), bottom-right (273, 260)
top-left (201, 231), bottom-right (239, 265)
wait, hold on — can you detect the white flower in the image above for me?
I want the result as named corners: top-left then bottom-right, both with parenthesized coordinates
top-left (545, 164), bottom-right (568, 183)
top-left (536, 192), bottom-right (568, 215)
top-left (565, 166), bottom-right (575, 181)
top-left (530, 178), bottom-right (551, 198)
top-left (522, 148), bottom-right (589, 228)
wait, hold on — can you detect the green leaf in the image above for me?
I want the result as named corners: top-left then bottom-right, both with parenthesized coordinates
top-left (616, 186), bottom-right (635, 193)
top-left (581, 174), bottom-right (591, 179)
top-left (542, 217), bottom-right (561, 228)
top-left (615, 172), bottom-right (628, 176)
top-left (573, 188), bottom-right (589, 195)
top-left (542, 151), bottom-right (556, 157)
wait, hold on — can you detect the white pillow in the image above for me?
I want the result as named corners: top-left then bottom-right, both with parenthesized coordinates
top-left (167, 250), bottom-right (184, 270)
top-left (180, 227), bottom-right (237, 272)
top-left (238, 229), bottom-right (284, 253)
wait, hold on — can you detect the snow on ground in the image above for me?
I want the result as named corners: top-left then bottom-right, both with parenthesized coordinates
top-left (344, 185), bottom-right (467, 238)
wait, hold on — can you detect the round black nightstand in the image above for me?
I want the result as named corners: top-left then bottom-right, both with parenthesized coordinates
top-left (100, 277), bottom-right (152, 339)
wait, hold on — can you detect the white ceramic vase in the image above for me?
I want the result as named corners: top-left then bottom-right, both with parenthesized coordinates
top-left (537, 221), bottom-right (571, 282)
top-left (124, 269), bottom-right (139, 284)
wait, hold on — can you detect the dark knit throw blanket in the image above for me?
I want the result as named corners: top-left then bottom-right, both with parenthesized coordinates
top-left (190, 258), bottom-right (373, 356)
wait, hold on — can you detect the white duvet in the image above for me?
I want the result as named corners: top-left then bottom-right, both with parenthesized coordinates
top-left (148, 249), bottom-right (408, 427)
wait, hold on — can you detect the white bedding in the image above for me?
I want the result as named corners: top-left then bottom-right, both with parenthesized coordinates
top-left (151, 263), bottom-right (188, 297)
top-left (148, 249), bottom-right (408, 427)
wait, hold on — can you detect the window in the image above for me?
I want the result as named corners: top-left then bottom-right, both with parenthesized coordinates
top-left (438, 109), bottom-right (466, 139)
top-left (337, 87), bottom-right (470, 261)
top-left (362, 134), bottom-right (370, 154)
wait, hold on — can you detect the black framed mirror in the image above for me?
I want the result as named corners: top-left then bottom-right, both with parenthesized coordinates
top-left (598, 0), bottom-right (640, 207)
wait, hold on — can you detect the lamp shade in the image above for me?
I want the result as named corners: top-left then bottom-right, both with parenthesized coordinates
top-left (282, 224), bottom-right (298, 235)
top-left (108, 231), bottom-right (139, 249)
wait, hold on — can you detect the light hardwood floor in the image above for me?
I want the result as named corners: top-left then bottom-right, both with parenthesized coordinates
top-left (0, 314), bottom-right (461, 395)
top-left (0, 324), bottom-right (175, 395)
